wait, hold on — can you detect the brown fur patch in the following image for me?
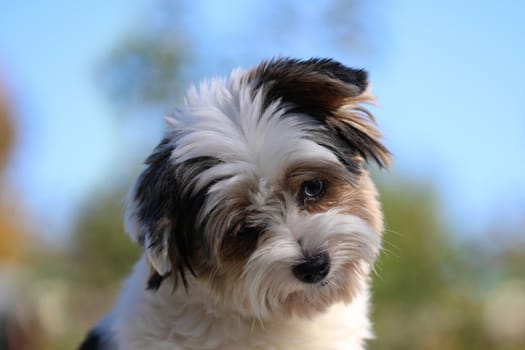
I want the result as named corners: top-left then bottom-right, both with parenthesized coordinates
top-left (306, 173), bottom-right (383, 234)
top-left (284, 161), bottom-right (383, 234)
top-left (198, 186), bottom-right (264, 301)
top-left (329, 92), bottom-right (391, 169)
top-left (198, 228), bottom-right (259, 311)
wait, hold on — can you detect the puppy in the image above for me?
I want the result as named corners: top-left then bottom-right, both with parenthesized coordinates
top-left (80, 58), bottom-right (390, 350)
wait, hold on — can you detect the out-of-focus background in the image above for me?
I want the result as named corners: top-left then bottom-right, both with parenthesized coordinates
top-left (0, 1), bottom-right (524, 349)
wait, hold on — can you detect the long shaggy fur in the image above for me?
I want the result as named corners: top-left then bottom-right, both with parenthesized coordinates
top-left (80, 57), bottom-right (390, 350)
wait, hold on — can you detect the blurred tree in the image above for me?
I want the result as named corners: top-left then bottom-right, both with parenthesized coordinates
top-left (370, 180), bottom-right (495, 350)
top-left (98, 0), bottom-right (188, 112)
top-left (98, 0), bottom-right (375, 113)
top-left (0, 76), bottom-right (13, 170)
top-left (491, 224), bottom-right (525, 280)
top-left (99, 35), bottom-right (186, 112)
top-left (70, 188), bottom-right (139, 288)
top-left (0, 74), bottom-right (26, 263)
top-left (63, 188), bottom-right (140, 349)
top-left (0, 73), bottom-right (45, 350)
top-left (50, 163), bottom-right (145, 347)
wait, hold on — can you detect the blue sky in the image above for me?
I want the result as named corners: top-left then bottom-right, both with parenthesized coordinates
top-left (0, 0), bottom-right (524, 241)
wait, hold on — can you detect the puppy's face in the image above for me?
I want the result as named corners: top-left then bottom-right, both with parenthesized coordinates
top-left (125, 58), bottom-right (390, 320)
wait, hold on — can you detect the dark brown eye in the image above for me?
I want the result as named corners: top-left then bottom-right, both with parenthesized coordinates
top-left (301, 179), bottom-right (326, 201)
top-left (237, 224), bottom-right (265, 238)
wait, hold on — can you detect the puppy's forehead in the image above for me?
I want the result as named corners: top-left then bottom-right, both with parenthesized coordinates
top-left (168, 68), bottom-right (339, 187)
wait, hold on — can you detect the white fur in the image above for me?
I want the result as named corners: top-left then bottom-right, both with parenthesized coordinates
top-left (169, 69), bottom-right (338, 190)
top-left (239, 211), bottom-right (379, 319)
top-left (107, 258), bottom-right (373, 350)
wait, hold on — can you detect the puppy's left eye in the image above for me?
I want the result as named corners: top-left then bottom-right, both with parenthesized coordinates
top-left (301, 179), bottom-right (326, 201)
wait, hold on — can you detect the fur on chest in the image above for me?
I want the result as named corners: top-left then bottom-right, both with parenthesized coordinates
top-left (108, 260), bottom-right (372, 350)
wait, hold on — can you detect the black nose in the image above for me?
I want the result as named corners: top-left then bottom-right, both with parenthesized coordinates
top-left (292, 252), bottom-right (331, 284)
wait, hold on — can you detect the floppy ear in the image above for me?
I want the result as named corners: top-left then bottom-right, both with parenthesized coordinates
top-left (248, 57), bottom-right (391, 169)
top-left (124, 138), bottom-right (222, 290)
top-left (125, 198), bottom-right (172, 280)
top-left (126, 137), bottom-right (204, 290)
top-left (123, 139), bottom-right (177, 289)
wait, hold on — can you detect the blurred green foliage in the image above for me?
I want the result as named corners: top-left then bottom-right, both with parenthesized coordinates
top-left (98, 34), bottom-right (186, 110)
top-left (0, 77), bottom-right (13, 170)
top-left (371, 181), bottom-right (490, 350)
top-left (70, 188), bottom-right (140, 288)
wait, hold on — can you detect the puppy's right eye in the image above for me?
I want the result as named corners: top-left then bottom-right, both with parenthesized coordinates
top-left (301, 179), bottom-right (326, 201)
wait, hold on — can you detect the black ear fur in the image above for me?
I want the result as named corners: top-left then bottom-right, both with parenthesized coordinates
top-left (249, 57), bottom-right (390, 169)
top-left (249, 57), bottom-right (368, 112)
top-left (133, 138), bottom-right (221, 290)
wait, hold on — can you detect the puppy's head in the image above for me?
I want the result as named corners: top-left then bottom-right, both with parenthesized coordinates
top-left (125, 58), bottom-right (390, 319)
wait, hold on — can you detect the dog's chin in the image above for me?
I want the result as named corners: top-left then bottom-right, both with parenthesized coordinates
top-left (200, 258), bottom-right (371, 321)
top-left (280, 261), bottom-right (369, 319)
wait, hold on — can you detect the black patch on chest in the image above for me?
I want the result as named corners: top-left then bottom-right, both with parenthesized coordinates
top-left (78, 329), bottom-right (103, 350)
